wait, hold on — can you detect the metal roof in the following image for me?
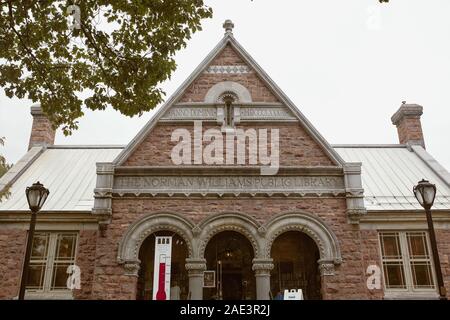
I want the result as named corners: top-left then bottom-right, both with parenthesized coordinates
top-left (0, 147), bottom-right (122, 212)
top-left (0, 144), bottom-right (448, 212)
top-left (335, 145), bottom-right (450, 211)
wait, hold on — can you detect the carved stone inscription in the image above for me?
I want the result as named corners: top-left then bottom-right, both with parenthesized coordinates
top-left (114, 175), bottom-right (344, 194)
top-left (161, 106), bottom-right (296, 121)
top-left (162, 107), bottom-right (217, 120)
top-left (240, 107), bottom-right (295, 120)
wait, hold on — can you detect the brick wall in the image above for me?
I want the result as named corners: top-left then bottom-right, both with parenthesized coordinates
top-left (28, 106), bottom-right (55, 150)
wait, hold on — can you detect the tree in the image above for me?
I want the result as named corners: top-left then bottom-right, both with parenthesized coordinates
top-left (0, 137), bottom-right (11, 201)
top-left (0, 1), bottom-right (212, 134)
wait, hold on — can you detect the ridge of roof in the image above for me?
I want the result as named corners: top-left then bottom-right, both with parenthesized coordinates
top-left (113, 30), bottom-right (345, 166)
top-left (333, 144), bottom-right (407, 148)
top-left (48, 145), bottom-right (125, 149)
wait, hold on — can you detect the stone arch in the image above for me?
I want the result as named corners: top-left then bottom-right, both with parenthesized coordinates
top-left (197, 212), bottom-right (262, 259)
top-left (117, 212), bottom-right (195, 266)
top-left (204, 81), bottom-right (252, 103)
top-left (264, 212), bottom-right (342, 266)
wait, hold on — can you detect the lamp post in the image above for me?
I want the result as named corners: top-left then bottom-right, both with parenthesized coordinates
top-left (413, 179), bottom-right (447, 300)
top-left (18, 181), bottom-right (49, 300)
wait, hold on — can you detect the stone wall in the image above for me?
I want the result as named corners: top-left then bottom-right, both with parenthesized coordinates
top-left (124, 123), bottom-right (335, 167)
top-left (0, 229), bottom-right (26, 299)
top-left (90, 197), bottom-right (374, 299)
top-left (73, 230), bottom-right (98, 300)
top-left (179, 45), bottom-right (278, 103)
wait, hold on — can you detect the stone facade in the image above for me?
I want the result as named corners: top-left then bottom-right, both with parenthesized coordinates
top-left (0, 22), bottom-right (449, 301)
top-left (0, 230), bottom-right (26, 299)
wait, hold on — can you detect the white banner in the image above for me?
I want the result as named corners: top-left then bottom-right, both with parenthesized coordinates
top-left (152, 236), bottom-right (172, 300)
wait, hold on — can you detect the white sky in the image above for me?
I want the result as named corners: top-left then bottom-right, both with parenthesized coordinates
top-left (1, 0), bottom-right (449, 170)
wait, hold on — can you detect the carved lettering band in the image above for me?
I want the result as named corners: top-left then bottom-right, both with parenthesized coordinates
top-left (113, 175), bottom-right (345, 195)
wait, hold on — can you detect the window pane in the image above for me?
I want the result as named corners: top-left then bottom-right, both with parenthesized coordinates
top-left (31, 233), bottom-right (49, 260)
top-left (55, 234), bottom-right (76, 260)
top-left (26, 263), bottom-right (46, 290)
top-left (380, 233), bottom-right (402, 259)
top-left (411, 262), bottom-right (434, 289)
top-left (383, 263), bottom-right (406, 289)
top-left (407, 232), bottom-right (429, 259)
top-left (51, 263), bottom-right (71, 289)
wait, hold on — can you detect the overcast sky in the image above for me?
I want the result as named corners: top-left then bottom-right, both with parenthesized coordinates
top-left (1, 0), bottom-right (449, 170)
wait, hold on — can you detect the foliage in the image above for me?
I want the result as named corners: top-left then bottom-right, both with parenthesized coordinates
top-left (0, 0), bottom-right (212, 134)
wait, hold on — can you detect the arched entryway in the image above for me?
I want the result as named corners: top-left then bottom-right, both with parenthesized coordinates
top-left (270, 231), bottom-right (322, 300)
top-left (137, 231), bottom-right (189, 300)
top-left (204, 231), bottom-right (256, 300)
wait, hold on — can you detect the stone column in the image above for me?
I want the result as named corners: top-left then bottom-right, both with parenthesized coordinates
top-left (252, 258), bottom-right (274, 300)
top-left (185, 258), bottom-right (206, 300)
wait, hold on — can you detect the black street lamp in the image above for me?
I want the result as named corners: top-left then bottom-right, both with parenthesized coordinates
top-left (413, 179), bottom-right (447, 300)
top-left (18, 182), bottom-right (49, 300)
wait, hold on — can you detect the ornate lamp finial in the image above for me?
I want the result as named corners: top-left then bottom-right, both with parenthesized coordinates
top-left (223, 19), bottom-right (234, 34)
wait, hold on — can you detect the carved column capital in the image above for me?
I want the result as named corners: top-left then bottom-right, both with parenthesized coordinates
top-left (252, 258), bottom-right (274, 276)
top-left (123, 260), bottom-right (140, 277)
top-left (185, 258), bottom-right (207, 276)
top-left (318, 260), bottom-right (336, 276)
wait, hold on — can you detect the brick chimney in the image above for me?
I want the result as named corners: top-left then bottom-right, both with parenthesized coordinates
top-left (28, 104), bottom-right (55, 150)
top-left (391, 102), bottom-right (425, 149)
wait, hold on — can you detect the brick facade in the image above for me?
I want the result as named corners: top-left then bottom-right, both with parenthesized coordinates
top-left (0, 28), bottom-right (449, 301)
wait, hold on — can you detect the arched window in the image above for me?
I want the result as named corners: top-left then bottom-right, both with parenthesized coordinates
top-left (218, 91), bottom-right (238, 128)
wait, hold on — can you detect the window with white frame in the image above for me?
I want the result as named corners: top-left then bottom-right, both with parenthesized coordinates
top-left (26, 232), bottom-right (78, 293)
top-left (379, 231), bottom-right (436, 294)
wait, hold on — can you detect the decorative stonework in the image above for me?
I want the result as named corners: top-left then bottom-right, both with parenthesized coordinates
top-left (197, 213), bottom-right (262, 259)
top-left (205, 65), bottom-right (251, 74)
top-left (117, 213), bottom-right (195, 267)
top-left (240, 106), bottom-right (296, 120)
top-left (252, 259), bottom-right (274, 276)
top-left (343, 163), bottom-right (367, 224)
top-left (264, 212), bottom-right (342, 267)
top-left (123, 261), bottom-right (140, 276)
top-left (318, 260), bottom-right (335, 276)
top-left (161, 106), bottom-right (217, 121)
top-left (113, 175), bottom-right (345, 196)
top-left (185, 258), bottom-right (207, 276)
top-left (204, 81), bottom-right (252, 103)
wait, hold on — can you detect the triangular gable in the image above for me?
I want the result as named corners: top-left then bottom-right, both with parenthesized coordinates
top-left (114, 31), bottom-right (345, 166)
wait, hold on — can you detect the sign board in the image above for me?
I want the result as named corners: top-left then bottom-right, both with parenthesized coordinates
top-left (284, 289), bottom-right (304, 300)
top-left (203, 271), bottom-right (216, 288)
top-left (152, 236), bottom-right (172, 300)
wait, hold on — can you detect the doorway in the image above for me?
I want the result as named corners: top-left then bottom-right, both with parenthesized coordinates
top-left (204, 231), bottom-right (255, 300)
top-left (270, 231), bottom-right (322, 300)
top-left (137, 231), bottom-right (188, 300)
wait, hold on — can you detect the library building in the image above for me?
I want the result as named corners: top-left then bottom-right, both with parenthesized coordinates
top-left (0, 21), bottom-right (449, 300)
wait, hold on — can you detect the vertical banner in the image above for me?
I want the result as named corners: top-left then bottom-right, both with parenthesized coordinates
top-left (153, 236), bottom-right (172, 300)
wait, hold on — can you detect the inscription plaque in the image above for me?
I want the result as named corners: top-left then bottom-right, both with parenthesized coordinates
top-left (113, 175), bottom-right (345, 194)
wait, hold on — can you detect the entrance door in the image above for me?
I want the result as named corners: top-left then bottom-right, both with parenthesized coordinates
top-left (270, 231), bottom-right (322, 300)
top-left (204, 231), bottom-right (255, 300)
